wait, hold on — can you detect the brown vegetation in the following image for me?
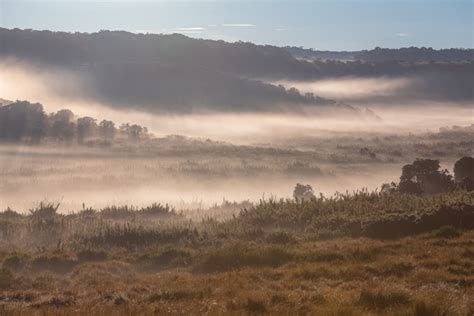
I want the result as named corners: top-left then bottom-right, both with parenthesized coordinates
top-left (0, 189), bottom-right (473, 315)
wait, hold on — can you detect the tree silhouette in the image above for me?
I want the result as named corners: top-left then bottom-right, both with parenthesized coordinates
top-left (398, 159), bottom-right (454, 194)
top-left (50, 109), bottom-right (75, 142)
top-left (0, 100), bottom-right (149, 145)
top-left (293, 183), bottom-right (316, 201)
top-left (99, 120), bottom-right (116, 141)
top-left (77, 117), bottom-right (97, 144)
top-left (454, 157), bottom-right (474, 191)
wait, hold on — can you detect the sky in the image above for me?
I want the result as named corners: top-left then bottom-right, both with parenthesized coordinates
top-left (0, 0), bottom-right (472, 50)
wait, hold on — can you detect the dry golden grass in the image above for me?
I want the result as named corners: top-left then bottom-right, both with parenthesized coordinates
top-left (0, 190), bottom-right (472, 315)
top-left (0, 231), bottom-right (472, 315)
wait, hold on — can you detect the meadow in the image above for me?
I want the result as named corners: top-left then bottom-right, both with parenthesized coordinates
top-left (0, 189), bottom-right (473, 315)
top-left (0, 123), bottom-right (473, 315)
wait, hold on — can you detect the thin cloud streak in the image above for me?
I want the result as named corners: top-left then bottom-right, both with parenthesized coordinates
top-left (175, 27), bottom-right (206, 31)
top-left (222, 23), bottom-right (256, 27)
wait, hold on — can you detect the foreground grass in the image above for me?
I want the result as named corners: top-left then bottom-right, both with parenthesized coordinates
top-left (1, 232), bottom-right (473, 315)
top-left (0, 191), bottom-right (473, 315)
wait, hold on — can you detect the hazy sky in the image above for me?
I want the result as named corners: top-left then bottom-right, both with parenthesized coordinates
top-left (1, 0), bottom-right (472, 50)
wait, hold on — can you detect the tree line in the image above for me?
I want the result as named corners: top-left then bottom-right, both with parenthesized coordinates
top-left (0, 100), bottom-right (149, 144)
top-left (384, 157), bottom-right (474, 194)
top-left (284, 46), bottom-right (474, 63)
top-left (294, 157), bottom-right (474, 201)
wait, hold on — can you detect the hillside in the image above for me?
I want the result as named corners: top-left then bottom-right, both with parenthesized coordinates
top-left (1, 28), bottom-right (473, 113)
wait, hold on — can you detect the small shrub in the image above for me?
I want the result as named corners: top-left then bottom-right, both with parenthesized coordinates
top-left (244, 298), bottom-right (266, 313)
top-left (0, 208), bottom-right (22, 219)
top-left (0, 268), bottom-right (15, 290)
top-left (77, 249), bottom-right (108, 262)
top-left (428, 226), bottom-right (461, 239)
top-left (113, 295), bottom-right (127, 306)
top-left (137, 248), bottom-right (192, 271)
top-left (31, 254), bottom-right (77, 274)
top-left (29, 202), bottom-right (60, 219)
top-left (194, 246), bottom-right (293, 273)
top-left (265, 231), bottom-right (294, 244)
top-left (3, 253), bottom-right (29, 271)
top-left (414, 301), bottom-right (443, 316)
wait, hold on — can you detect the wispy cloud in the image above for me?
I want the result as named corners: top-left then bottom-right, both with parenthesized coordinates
top-left (174, 27), bottom-right (207, 34)
top-left (222, 23), bottom-right (256, 27)
top-left (175, 27), bottom-right (206, 31)
top-left (396, 33), bottom-right (409, 37)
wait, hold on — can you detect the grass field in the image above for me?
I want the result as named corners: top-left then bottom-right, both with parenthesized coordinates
top-left (0, 190), bottom-right (473, 315)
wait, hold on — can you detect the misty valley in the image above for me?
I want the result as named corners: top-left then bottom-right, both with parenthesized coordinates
top-left (0, 27), bottom-right (473, 315)
top-left (0, 100), bottom-right (473, 212)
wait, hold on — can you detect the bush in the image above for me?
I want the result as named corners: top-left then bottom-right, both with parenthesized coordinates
top-left (31, 254), bottom-right (77, 274)
top-left (0, 268), bottom-right (15, 289)
top-left (2, 253), bottom-right (29, 271)
top-left (427, 226), bottom-right (461, 239)
top-left (244, 298), bottom-right (267, 313)
top-left (265, 231), bottom-right (294, 244)
top-left (136, 248), bottom-right (192, 271)
top-left (0, 208), bottom-right (22, 219)
top-left (194, 246), bottom-right (293, 273)
top-left (77, 249), bottom-right (108, 262)
top-left (29, 202), bottom-right (60, 219)
top-left (414, 301), bottom-right (443, 316)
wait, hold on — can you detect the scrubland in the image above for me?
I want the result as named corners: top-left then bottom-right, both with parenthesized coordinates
top-left (0, 189), bottom-right (473, 315)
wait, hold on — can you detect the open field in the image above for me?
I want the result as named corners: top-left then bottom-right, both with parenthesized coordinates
top-left (0, 190), bottom-right (473, 315)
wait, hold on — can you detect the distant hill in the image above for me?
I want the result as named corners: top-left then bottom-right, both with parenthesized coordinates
top-left (0, 28), bottom-right (337, 113)
top-left (0, 28), bottom-right (314, 80)
top-left (1, 28), bottom-right (473, 112)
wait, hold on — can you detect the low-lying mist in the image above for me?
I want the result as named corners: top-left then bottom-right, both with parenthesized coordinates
top-left (1, 60), bottom-right (473, 215)
top-left (275, 77), bottom-right (412, 101)
top-left (0, 144), bottom-right (404, 214)
top-left (1, 60), bottom-right (473, 145)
